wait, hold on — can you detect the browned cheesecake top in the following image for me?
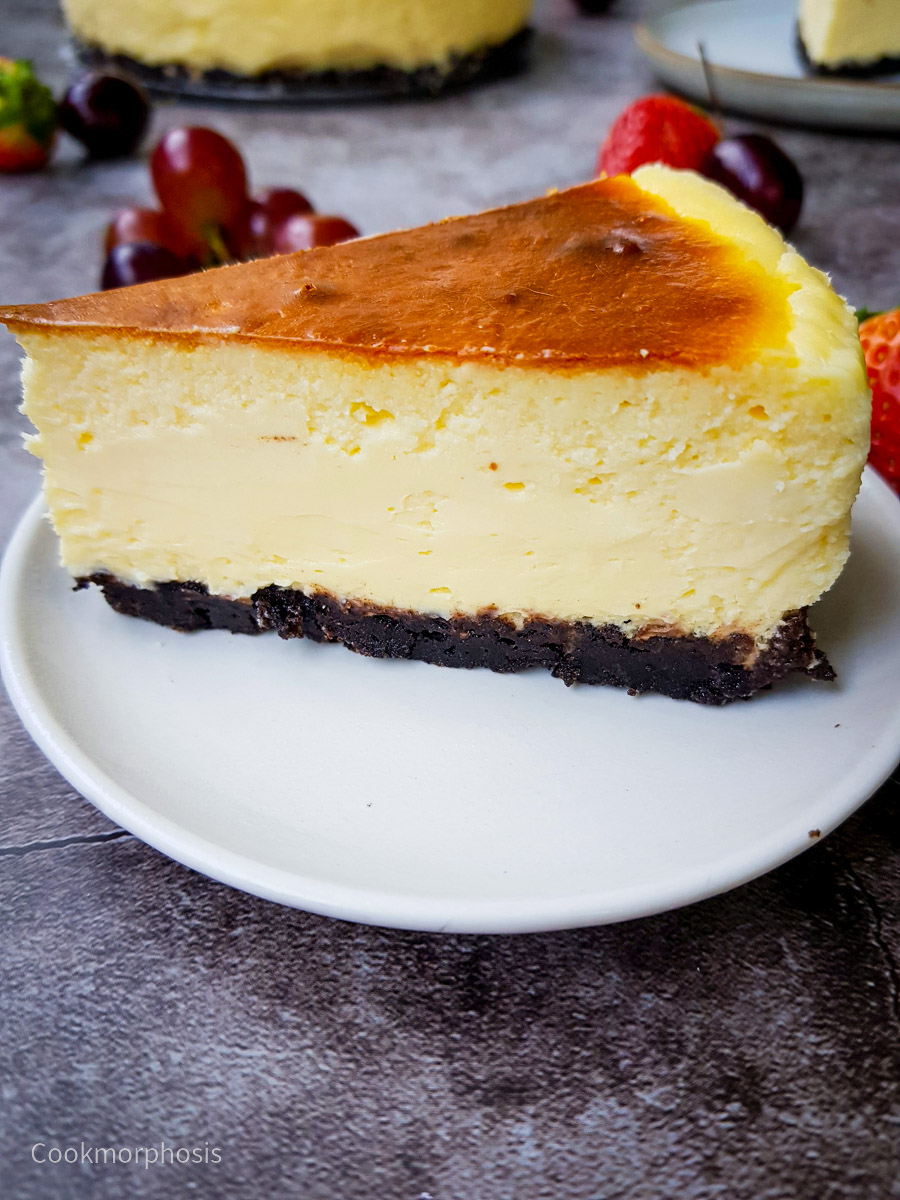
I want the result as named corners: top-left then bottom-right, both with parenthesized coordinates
top-left (0, 175), bottom-right (791, 369)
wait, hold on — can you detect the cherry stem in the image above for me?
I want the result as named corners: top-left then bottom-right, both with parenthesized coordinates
top-left (697, 41), bottom-right (723, 127)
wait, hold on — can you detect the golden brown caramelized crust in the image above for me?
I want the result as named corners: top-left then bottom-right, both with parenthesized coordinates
top-left (0, 177), bottom-right (791, 369)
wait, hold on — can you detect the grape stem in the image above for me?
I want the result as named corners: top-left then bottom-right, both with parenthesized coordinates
top-left (204, 224), bottom-right (232, 266)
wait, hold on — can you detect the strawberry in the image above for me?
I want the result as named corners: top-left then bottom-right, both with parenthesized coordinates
top-left (597, 94), bottom-right (719, 178)
top-left (0, 58), bottom-right (57, 172)
top-left (860, 308), bottom-right (900, 493)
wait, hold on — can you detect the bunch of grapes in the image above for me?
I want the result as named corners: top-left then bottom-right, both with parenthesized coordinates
top-left (103, 126), bottom-right (360, 288)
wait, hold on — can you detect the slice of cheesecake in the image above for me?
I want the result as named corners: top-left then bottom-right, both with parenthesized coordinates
top-left (0, 167), bottom-right (870, 703)
top-left (798, 0), bottom-right (900, 75)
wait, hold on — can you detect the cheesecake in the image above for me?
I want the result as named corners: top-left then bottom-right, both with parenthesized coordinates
top-left (0, 167), bottom-right (870, 704)
top-left (798, 0), bottom-right (900, 75)
top-left (63, 0), bottom-right (533, 99)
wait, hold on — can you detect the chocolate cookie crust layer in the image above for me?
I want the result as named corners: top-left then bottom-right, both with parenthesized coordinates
top-left (79, 575), bottom-right (834, 705)
top-left (72, 29), bottom-right (531, 101)
top-left (795, 27), bottom-right (900, 77)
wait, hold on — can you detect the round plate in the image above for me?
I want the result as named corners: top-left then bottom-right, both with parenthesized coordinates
top-left (3, 474), bottom-right (900, 933)
top-left (636, 0), bottom-right (900, 132)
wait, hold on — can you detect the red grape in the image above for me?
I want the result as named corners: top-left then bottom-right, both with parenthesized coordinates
top-left (232, 189), bottom-right (316, 259)
top-left (104, 206), bottom-right (195, 258)
top-left (59, 72), bottom-right (149, 160)
top-left (272, 213), bottom-right (359, 254)
top-left (259, 187), bottom-right (313, 223)
top-left (700, 134), bottom-right (803, 235)
top-left (151, 127), bottom-right (249, 262)
top-left (229, 199), bottom-right (267, 260)
top-left (101, 241), bottom-right (195, 290)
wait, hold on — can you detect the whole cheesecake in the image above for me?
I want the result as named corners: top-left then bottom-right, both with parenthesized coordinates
top-left (63, 0), bottom-right (533, 99)
top-left (798, 0), bottom-right (900, 75)
top-left (0, 167), bottom-right (870, 703)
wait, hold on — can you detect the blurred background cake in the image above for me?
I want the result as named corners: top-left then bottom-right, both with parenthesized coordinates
top-left (798, 0), bottom-right (900, 75)
top-left (62, 0), bottom-right (534, 98)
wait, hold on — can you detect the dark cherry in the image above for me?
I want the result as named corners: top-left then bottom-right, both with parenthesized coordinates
top-left (101, 241), bottom-right (195, 290)
top-left (573, 0), bottom-right (614, 12)
top-left (272, 213), bottom-right (359, 254)
top-left (700, 133), bottom-right (804, 234)
top-left (59, 72), bottom-right (149, 160)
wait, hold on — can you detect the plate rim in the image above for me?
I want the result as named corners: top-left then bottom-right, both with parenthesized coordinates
top-left (3, 477), bottom-right (900, 934)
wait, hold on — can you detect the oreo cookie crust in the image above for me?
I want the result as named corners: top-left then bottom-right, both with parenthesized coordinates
top-left (795, 26), bottom-right (900, 77)
top-left (77, 575), bottom-right (835, 706)
top-left (72, 28), bottom-right (532, 102)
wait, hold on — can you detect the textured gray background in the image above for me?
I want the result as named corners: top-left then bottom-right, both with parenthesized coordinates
top-left (1, 1), bottom-right (899, 1197)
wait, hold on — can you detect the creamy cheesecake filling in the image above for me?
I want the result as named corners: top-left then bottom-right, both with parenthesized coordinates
top-left (21, 334), bottom-right (867, 641)
top-left (61, 0), bottom-right (532, 75)
top-left (798, 0), bottom-right (900, 68)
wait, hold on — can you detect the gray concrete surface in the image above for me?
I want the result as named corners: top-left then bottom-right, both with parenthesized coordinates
top-left (1, 1), bottom-right (899, 1196)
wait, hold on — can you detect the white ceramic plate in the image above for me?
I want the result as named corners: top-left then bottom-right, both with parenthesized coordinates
top-left (2, 474), bottom-right (900, 933)
top-left (636, 0), bottom-right (900, 132)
